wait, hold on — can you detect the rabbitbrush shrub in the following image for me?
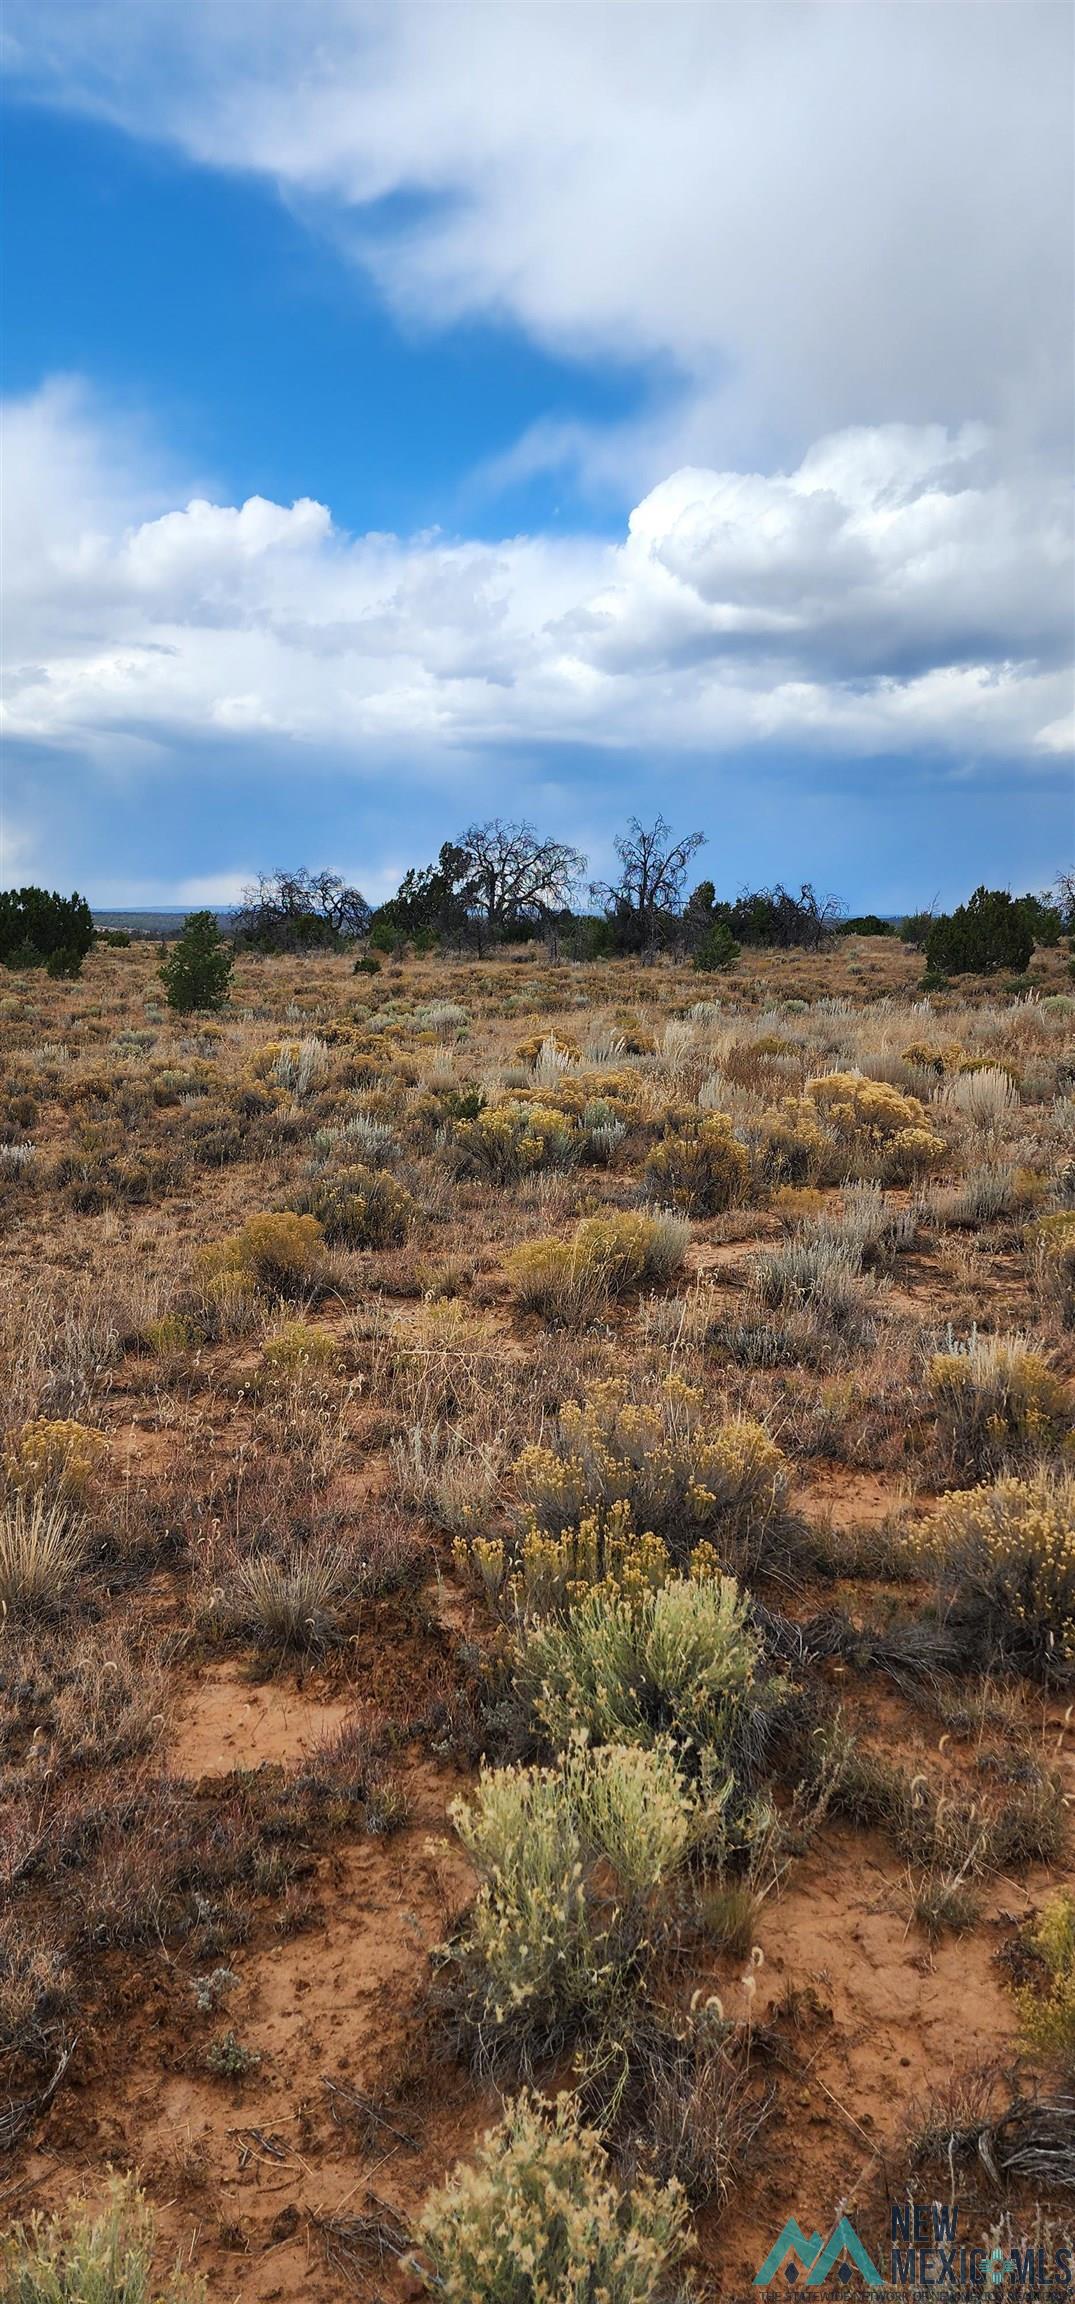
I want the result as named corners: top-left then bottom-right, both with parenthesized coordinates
top-left (507, 1211), bottom-right (689, 1321)
top-left (302, 1163), bottom-right (417, 1247)
top-left (0, 2172), bottom-right (204, 2302)
top-left (515, 1573), bottom-right (762, 1763)
top-left (4, 1417), bottom-right (105, 1505)
top-left (1032, 1210), bottom-right (1075, 1326)
top-left (453, 1099), bottom-right (579, 1183)
top-left (414, 2089), bottom-right (690, 2303)
top-left (644, 1117), bottom-right (749, 1216)
top-left (805, 1073), bottom-right (944, 1182)
top-left (196, 1211), bottom-right (325, 1301)
top-left (507, 1378), bottom-right (789, 1577)
top-left (927, 1334), bottom-right (1071, 1476)
top-left (445, 1740), bottom-right (727, 2065)
top-left (912, 1472), bottom-right (1075, 1682)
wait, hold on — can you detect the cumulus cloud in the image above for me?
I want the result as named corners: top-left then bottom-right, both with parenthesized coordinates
top-left (2, 382), bottom-right (1070, 776)
top-left (4, 1), bottom-right (1072, 488)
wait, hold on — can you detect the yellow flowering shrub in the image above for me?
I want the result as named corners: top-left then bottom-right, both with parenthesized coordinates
top-left (4, 1418), bottom-right (105, 1506)
top-left (459, 1498), bottom-right (721, 1618)
top-left (454, 1099), bottom-right (579, 1183)
top-left (414, 2089), bottom-right (689, 2303)
top-left (513, 1029), bottom-right (581, 1064)
top-left (196, 1211), bottom-right (325, 1297)
top-left (303, 1163), bottom-right (416, 1246)
top-left (142, 1314), bottom-right (197, 1358)
top-left (804, 1072), bottom-right (946, 1183)
top-left (260, 1322), bottom-right (341, 1383)
top-left (911, 1472), bottom-right (1075, 1682)
top-left (645, 1116), bottom-right (750, 1215)
top-left (927, 1335), bottom-right (1071, 1475)
top-left (513, 1379), bottom-right (788, 1572)
top-left (507, 1211), bottom-right (689, 1320)
top-left (752, 1098), bottom-right (837, 1186)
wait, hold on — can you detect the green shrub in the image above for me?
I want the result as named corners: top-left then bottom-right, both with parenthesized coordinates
top-left (445, 1741), bottom-right (725, 2064)
top-left (1015, 1892), bottom-right (1075, 2069)
top-left (693, 921), bottom-right (740, 973)
top-left (926, 887), bottom-right (1034, 977)
top-left (413, 2089), bottom-right (690, 2302)
top-left (516, 1574), bottom-right (762, 1765)
top-left (0, 886), bottom-right (94, 975)
top-left (159, 911), bottom-right (233, 1014)
top-left (0, 2172), bottom-right (204, 2302)
top-left (645, 1118), bottom-right (749, 1215)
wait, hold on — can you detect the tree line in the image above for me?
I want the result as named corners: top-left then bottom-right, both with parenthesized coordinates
top-left (1, 824), bottom-right (1071, 1012)
top-left (231, 819), bottom-right (855, 966)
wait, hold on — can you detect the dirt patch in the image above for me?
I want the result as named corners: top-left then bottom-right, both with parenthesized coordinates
top-left (171, 1669), bottom-right (355, 1778)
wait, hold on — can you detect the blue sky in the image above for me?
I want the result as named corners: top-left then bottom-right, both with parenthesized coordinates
top-left (2, 2), bottom-right (1072, 910)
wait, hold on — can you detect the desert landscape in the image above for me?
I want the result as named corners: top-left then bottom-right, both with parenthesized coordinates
top-left (1, 920), bottom-right (1073, 2298)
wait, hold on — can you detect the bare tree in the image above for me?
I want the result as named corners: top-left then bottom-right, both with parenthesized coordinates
top-left (459, 820), bottom-right (586, 935)
top-left (1053, 870), bottom-right (1075, 933)
top-left (234, 868), bottom-right (371, 951)
top-left (591, 815), bottom-right (706, 956)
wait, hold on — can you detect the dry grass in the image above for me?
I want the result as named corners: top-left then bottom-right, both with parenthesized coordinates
top-left (1, 928), bottom-right (1073, 2294)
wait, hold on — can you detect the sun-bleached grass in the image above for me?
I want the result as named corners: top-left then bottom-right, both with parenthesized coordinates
top-left (0, 1492), bottom-right (86, 1614)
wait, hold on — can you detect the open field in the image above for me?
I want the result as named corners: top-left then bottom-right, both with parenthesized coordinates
top-left (1, 933), bottom-right (1074, 2299)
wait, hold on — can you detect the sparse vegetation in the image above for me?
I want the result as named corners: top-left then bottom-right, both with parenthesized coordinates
top-left (2, 918), bottom-right (1072, 2294)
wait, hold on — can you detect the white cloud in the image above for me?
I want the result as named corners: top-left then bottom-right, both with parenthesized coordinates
top-left (2, 382), bottom-right (1070, 775)
top-left (5, 1), bottom-right (1072, 489)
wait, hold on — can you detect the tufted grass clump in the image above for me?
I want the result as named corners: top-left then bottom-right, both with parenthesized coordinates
top-left (911, 1472), bottom-right (1075, 1683)
top-left (413, 2088), bottom-right (690, 2303)
top-left (0, 1492), bottom-right (86, 1614)
top-left (444, 1740), bottom-right (727, 2067)
top-left (4, 1416), bottom-right (105, 1505)
top-left (515, 1574), bottom-right (766, 1773)
top-left (0, 2172), bottom-right (205, 2302)
top-left (926, 1334), bottom-right (1072, 1477)
top-left (507, 1210), bottom-right (690, 1322)
top-left (644, 1116), bottom-right (749, 1216)
top-left (301, 1163), bottom-right (417, 1247)
top-left (196, 1540), bottom-right (360, 1651)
